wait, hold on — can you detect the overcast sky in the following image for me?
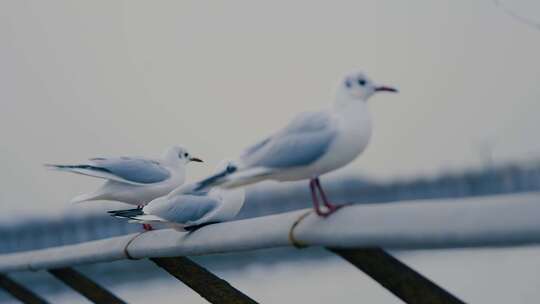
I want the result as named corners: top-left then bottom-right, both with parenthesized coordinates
top-left (1, 0), bottom-right (539, 215)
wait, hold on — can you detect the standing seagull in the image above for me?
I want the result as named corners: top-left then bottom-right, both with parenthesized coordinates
top-left (46, 145), bottom-right (203, 206)
top-left (196, 71), bottom-right (397, 216)
top-left (109, 161), bottom-right (246, 231)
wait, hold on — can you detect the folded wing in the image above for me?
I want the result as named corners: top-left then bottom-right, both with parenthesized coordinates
top-left (47, 157), bottom-right (171, 185)
top-left (240, 111), bottom-right (337, 169)
top-left (146, 194), bottom-right (219, 225)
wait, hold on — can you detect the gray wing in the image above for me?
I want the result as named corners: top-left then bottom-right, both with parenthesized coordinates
top-left (240, 111), bottom-right (337, 169)
top-left (88, 157), bottom-right (171, 184)
top-left (241, 137), bottom-right (271, 159)
top-left (158, 195), bottom-right (219, 224)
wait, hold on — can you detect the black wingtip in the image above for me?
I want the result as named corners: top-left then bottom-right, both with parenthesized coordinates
top-left (194, 165), bottom-right (237, 191)
top-left (44, 163), bottom-right (63, 169)
top-left (184, 221), bottom-right (220, 232)
top-left (108, 208), bottom-right (144, 219)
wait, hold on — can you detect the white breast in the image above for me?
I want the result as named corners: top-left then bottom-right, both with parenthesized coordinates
top-left (271, 102), bottom-right (372, 182)
top-left (305, 102), bottom-right (372, 177)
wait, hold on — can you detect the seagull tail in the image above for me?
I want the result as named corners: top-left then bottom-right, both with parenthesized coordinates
top-left (44, 163), bottom-right (106, 175)
top-left (219, 167), bottom-right (274, 189)
top-left (194, 164), bottom-right (238, 191)
top-left (44, 163), bottom-right (71, 171)
top-left (70, 192), bottom-right (103, 204)
top-left (127, 215), bottom-right (166, 223)
top-left (45, 163), bottom-right (84, 175)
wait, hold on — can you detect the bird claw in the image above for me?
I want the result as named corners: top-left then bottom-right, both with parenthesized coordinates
top-left (316, 204), bottom-right (345, 217)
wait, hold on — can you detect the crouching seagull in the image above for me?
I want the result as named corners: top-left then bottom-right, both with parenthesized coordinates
top-left (109, 160), bottom-right (245, 231)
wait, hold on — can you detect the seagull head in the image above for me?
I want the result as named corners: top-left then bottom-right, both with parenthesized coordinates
top-left (165, 146), bottom-right (204, 165)
top-left (337, 71), bottom-right (398, 105)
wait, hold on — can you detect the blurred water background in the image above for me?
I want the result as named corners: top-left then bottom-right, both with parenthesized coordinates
top-left (2, 162), bottom-right (540, 303)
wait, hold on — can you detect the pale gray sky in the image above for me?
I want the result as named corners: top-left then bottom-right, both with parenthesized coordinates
top-left (1, 0), bottom-right (539, 214)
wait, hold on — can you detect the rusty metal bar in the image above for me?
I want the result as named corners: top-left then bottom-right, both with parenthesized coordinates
top-left (0, 273), bottom-right (50, 304)
top-left (151, 256), bottom-right (258, 304)
top-left (48, 267), bottom-right (127, 304)
top-left (328, 248), bottom-right (466, 304)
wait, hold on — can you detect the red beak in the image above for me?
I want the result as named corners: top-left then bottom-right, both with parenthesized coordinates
top-left (375, 86), bottom-right (398, 93)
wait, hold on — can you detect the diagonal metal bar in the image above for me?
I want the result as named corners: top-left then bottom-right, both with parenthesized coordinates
top-left (328, 248), bottom-right (466, 304)
top-left (151, 256), bottom-right (258, 304)
top-left (0, 274), bottom-right (50, 304)
top-left (48, 267), bottom-right (127, 304)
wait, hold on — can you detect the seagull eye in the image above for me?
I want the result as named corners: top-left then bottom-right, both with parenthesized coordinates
top-left (184, 153), bottom-right (189, 157)
top-left (358, 79), bottom-right (366, 86)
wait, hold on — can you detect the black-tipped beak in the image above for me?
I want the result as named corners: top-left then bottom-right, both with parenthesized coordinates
top-left (190, 157), bottom-right (204, 163)
top-left (375, 86), bottom-right (398, 93)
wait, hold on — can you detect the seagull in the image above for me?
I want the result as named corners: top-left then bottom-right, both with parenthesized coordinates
top-left (195, 71), bottom-right (397, 216)
top-left (46, 145), bottom-right (203, 206)
top-left (109, 160), bottom-right (246, 231)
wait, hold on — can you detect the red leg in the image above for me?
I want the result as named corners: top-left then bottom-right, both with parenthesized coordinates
top-left (310, 179), bottom-right (326, 216)
top-left (314, 178), bottom-right (336, 209)
top-left (137, 205), bottom-right (153, 230)
top-left (314, 178), bottom-right (342, 216)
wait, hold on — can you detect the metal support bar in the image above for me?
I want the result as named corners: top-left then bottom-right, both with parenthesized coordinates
top-left (48, 267), bottom-right (127, 304)
top-left (151, 257), bottom-right (258, 304)
top-left (0, 274), bottom-right (50, 304)
top-left (328, 248), bottom-right (466, 304)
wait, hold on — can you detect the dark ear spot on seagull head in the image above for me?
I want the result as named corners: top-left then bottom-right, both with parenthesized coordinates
top-left (343, 72), bottom-right (377, 100)
top-left (338, 71), bottom-right (398, 105)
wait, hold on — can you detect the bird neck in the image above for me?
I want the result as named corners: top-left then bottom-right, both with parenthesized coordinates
top-left (332, 90), bottom-right (369, 111)
top-left (163, 148), bottom-right (179, 162)
top-left (332, 96), bottom-right (369, 118)
top-left (163, 153), bottom-right (186, 172)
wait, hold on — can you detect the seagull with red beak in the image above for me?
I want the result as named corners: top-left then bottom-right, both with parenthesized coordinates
top-left (196, 71), bottom-right (398, 216)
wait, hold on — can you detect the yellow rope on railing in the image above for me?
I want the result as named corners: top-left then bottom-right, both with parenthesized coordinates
top-left (123, 231), bottom-right (149, 260)
top-left (288, 210), bottom-right (312, 249)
